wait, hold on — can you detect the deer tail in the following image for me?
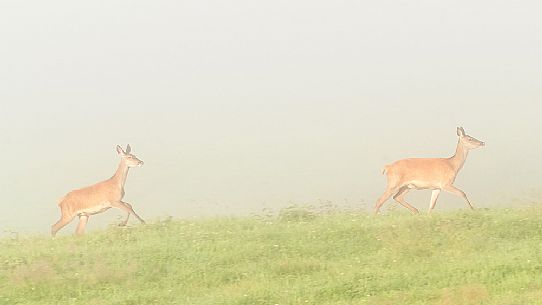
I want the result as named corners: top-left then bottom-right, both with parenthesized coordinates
top-left (382, 165), bottom-right (389, 175)
top-left (57, 195), bottom-right (66, 206)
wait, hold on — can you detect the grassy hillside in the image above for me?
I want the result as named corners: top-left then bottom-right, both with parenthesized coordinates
top-left (1, 207), bottom-right (542, 305)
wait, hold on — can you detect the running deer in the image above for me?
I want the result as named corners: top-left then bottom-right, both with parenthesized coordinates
top-left (51, 145), bottom-right (145, 237)
top-left (374, 127), bottom-right (484, 215)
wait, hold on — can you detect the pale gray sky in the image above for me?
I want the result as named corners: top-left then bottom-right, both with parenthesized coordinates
top-left (1, 0), bottom-right (542, 234)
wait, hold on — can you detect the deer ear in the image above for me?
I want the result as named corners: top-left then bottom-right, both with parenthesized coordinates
top-left (125, 144), bottom-right (131, 154)
top-left (116, 145), bottom-right (126, 155)
top-left (456, 127), bottom-right (465, 137)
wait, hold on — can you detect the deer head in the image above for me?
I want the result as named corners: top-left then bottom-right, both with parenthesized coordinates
top-left (457, 127), bottom-right (485, 150)
top-left (117, 144), bottom-right (144, 167)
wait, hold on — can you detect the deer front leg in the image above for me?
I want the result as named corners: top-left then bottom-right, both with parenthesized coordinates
top-left (444, 185), bottom-right (475, 210)
top-left (428, 189), bottom-right (441, 214)
top-left (113, 201), bottom-right (146, 225)
top-left (75, 215), bottom-right (89, 235)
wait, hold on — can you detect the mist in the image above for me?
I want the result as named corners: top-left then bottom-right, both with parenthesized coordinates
top-left (1, 0), bottom-right (542, 234)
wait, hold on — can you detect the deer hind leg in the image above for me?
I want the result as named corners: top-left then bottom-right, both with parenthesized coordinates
top-left (444, 185), bottom-right (475, 210)
top-left (75, 215), bottom-right (89, 235)
top-left (374, 184), bottom-right (402, 215)
top-left (112, 201), bottom-right (146, 226)
top-left (393, 186), bottom-right (419, 214)
top-left (51, 214), bottom-right (75, 237)
top-left (427, 189), bottom-right (442, 214)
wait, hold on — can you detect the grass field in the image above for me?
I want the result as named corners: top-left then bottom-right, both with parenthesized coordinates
top-left (1, 207), bottom-right (542, 305)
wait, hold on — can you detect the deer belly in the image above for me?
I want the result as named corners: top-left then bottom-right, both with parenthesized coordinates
top-left (77, 203), bottom-right (112, 215)
top-left (406, 180), bottom-right (441, 190)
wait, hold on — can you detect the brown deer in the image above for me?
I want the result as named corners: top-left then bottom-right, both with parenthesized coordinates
top-left (374, 127), bottom-right (484, 215)
top-left (52, 144), bottom-right (145, 237)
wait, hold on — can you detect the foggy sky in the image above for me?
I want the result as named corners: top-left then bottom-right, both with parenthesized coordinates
top-left (1, 0), bottom-right (542, 234)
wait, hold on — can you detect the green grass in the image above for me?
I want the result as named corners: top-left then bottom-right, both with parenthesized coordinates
top-left (2, 207), bottom-right (542, 305)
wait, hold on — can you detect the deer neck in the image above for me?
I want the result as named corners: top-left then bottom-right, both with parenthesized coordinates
top-left (449, 139), bottom-right (469, 172)
top-left (112, 160), bottom-right (130, 189)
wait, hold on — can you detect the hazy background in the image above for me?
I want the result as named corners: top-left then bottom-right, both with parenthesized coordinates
top-left (1, 0), bottom-right (541, 234)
